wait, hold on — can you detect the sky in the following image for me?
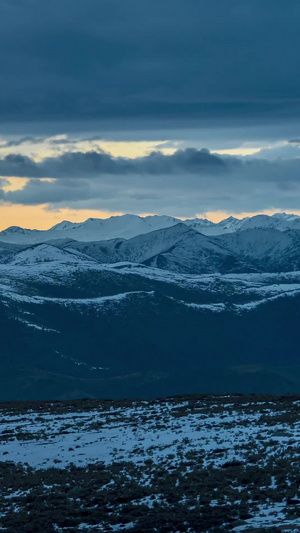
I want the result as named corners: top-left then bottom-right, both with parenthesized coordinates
top-left (1, 0), bottom-right (300, 229)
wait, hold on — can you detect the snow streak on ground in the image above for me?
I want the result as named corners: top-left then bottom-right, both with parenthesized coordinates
top-left (2, 259), bottom-right (300, 315)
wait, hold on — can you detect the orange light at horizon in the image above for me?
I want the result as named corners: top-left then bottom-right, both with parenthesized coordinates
top-left (0, 205), bottom-right (124, 231)
top-left (1, 204), bottom-right (300, 231)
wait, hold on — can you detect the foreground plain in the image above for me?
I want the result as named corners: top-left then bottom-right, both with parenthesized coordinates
top-left (1, 394), bottom-right (300, 532)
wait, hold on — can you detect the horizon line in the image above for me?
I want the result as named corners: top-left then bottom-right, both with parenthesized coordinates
top-left (0, 209), bottom-right (299, 233)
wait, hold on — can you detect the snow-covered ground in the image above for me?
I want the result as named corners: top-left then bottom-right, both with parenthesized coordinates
top-left (1, 395), bottom-right (300, 531)
top-left (1, 397), bottom-right (300, 470)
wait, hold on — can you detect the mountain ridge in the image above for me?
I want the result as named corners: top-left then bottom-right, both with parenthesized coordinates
top-left (1, 212), bottom-right (300, 244)
top-left (3, 224), bottom-right (300, 274)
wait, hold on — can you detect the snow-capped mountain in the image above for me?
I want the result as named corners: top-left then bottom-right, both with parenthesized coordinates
top-left (52, 223), bottom-right (254, 274)
top-left (216, 213), bottom-right (300, 233)
top-left (216, 228), bottom-right (300, 272)
top-left (140, 226), bottom-right (255, 274)
top-left (62, 223), bottom-right (194, 264)
top-left (185, 213), bottom-right (300, 236)
top-left (183, 216), bottom-right (244, 236)
top-left (1, 212), bottom-right (300, 244)
top-left (3, 224), bottom-right (300, 274)
top-left (189, 212), bottom-right (300, 235)
top-left (182, 217), bottom-right (216, 233)
top-left (0, 214), bottom-right (180, 244)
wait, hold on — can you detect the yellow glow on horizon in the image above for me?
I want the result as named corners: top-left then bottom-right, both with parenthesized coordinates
top-left (0, 205), bottom-right (124, 231)
top-left (1, 205), bottom-right (300, 231)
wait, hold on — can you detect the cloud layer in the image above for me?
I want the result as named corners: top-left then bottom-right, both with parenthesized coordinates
top-left (1, 0), bottom-right (300, 128)
top-left (2, 2), bottom-right (300, 217)
top-left (1, 148), bottom-right (300, 216)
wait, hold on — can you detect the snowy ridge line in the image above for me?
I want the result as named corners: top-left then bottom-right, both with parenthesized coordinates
top-left (0, 288), bottom-right (155, 306)
top-left (166, 295), bottom-right (226, 312)
top-left (0, 257), bottom-right (218, 286)
top-left (3, 257), bottom-right (300, 286)
top-left (2, 267), bottom-right (300, 312)
top-left (4, 238), bottom-right (300, 288)
top-left (165, 283), bottom-right (300, 313)
top-left (243, 282), bottom-right (300, 295)
top-left (1, 212), bottom-right (300, 244)
top-left (110, 267), bottom-right (300, 290)
top-left (235, 286), bottom-right (300, 311)
top-left (184, 302), bottom-right (226, 312)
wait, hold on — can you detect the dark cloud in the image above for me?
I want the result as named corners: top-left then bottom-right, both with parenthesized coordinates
top-left (1, 147), bottom-right (300, 215)
top-left (0, 154), bottom-right (41, 177)
top-left (0, 148), bottom-right (226, 178)
top-left (1, 0), bottom-right (300, 129)
top-left (3, 2), bottom-right (300, 216)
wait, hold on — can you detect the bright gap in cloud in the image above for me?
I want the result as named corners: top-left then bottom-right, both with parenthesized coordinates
top-left (2, 178), bottom-right (55, 192)
top-left (211, 147), bottom-right (262, 156)
top-left (0, 136), bottom-right (179, 160)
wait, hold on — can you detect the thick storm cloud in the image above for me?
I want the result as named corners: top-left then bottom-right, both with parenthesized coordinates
top-left (1, 0), bottom-right (300, 128)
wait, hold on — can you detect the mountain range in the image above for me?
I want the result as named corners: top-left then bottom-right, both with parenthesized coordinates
top-left (2, 218), bottom-right (300, 274)
top-left (1, 212), bottom-right (300, 244)
top-left (1, 212), bottom-right (300, 400)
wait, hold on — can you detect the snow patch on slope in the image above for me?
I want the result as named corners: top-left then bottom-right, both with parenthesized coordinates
top-left (5, 244), bottom-right (94, 266)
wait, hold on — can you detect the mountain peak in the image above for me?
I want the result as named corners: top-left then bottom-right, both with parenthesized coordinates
top-left (5, 243), bottom-right (92, 266)
top-left (221, 216), bottom-right (238, 222)
top-left (2, 226), bottom-right (32, 234)
top-left (51, 220), bottom-right (80, 231)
